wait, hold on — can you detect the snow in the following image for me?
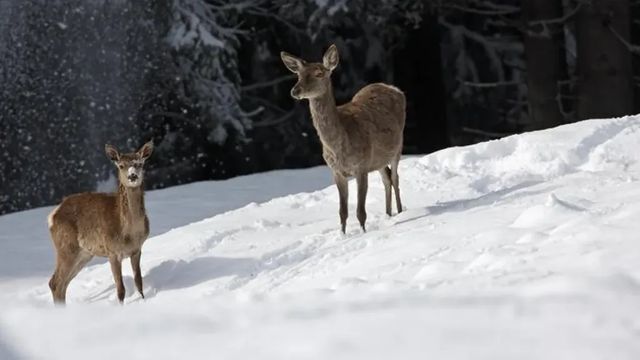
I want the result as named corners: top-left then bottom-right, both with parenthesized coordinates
top-left (3, 116), bottom-right (640, 359)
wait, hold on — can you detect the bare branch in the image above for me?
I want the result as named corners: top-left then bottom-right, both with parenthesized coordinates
top-left (526, 2), bottom-right (584, 38)
top-left (147, 111), bottom-right (192, 123)
top-left (460, 79), bottom-right (521, 88)
top-left (558, 78), bottom-right (577, 86)
top-left (245, 8), bottom-right (306, 36)
top-left (440, 16), bottom-right (522, 91)
top-left (241, 74), bottom-right (296, 92)
top-left (252, 109), bottom-right (297, 128)
top-left (442, 3), bottom-right (519, 16)
top-left (555, 81), bottom-right (575, 120)
top-left (555, 94), bottom-right (575, 120)
top-left (472, 0), bottom-right (519, 12)
top-left (608, 24), bottom-right (640, 55)
top-left (441, 0), bottom-right (520, 16)
top-left (529, 2), bottom-right (583, 27)
top-left (243, 106), bottom-right (264, 117)
top-left (461, 127), bottom-right (510, 138)
top-left (439, 17), bottom-right (523, 52)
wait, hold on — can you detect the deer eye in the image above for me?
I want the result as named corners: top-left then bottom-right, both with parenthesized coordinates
top-left (314, 71), bottom-right (324, 78)
top-left (118, 164), bottom-right (124, 169)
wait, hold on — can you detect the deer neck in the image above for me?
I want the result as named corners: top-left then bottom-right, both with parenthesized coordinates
top-left (117, 183), bottom-right (146, 223)
top-left (309, 86), bottom-right (344, 151)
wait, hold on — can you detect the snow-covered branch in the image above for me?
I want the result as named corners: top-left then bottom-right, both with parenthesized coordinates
top-left (169, 0), bottom-right (266, 143)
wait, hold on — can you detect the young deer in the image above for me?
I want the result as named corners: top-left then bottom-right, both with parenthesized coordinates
top-left (281, 44), bottom-right (405, 233)
top-left (47, 141), bottom-right (153, 305)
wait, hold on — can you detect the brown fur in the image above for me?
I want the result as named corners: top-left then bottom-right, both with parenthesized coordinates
top-left (281, 45), bottom-right (405, 233)
top-left (48, 141), bottom-right (153, 305)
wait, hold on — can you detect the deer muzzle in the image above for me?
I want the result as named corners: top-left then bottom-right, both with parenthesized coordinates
top-left (127, 167), bottom-right (140, 183)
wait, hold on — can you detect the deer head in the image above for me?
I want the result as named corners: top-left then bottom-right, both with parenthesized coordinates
top-left (105, 141), bottom-right (154, 188)
top-left (280, 44), bottom-right (339, 100)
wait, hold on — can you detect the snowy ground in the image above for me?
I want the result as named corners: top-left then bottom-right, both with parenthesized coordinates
top-left (2, 116), bottom-right (640, 359)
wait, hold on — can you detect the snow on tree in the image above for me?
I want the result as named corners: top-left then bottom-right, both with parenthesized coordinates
top-left (168, 0), bottom-right (259, 145)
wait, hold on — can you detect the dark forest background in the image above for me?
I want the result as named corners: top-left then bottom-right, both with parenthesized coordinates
top-left (1, 0), bottom-right (639, 215)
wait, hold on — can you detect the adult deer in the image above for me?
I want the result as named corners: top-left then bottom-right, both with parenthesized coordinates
top-left (281, 44), bottom-right (405, 233)
top-left (47, 141), bottom-right (153, 305)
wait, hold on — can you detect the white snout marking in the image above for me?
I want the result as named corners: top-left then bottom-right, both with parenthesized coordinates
top-left (128, 167), bottom-right (136, 177)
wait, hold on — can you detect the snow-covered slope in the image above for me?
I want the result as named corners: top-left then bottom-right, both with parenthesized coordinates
top-left (2, 116), bottom-right (640, 359)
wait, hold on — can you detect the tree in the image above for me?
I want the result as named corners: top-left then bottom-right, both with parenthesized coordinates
top-left (576, 0), bottom-right (634, 119)
top-left (438, 1), bottom-right (526, 143)
top-left (394, 8), bottom-right (449, 153)
top-left (522, 0), bottom-right (568, 129)
top-left (168, 0), bottom-right (257, 145)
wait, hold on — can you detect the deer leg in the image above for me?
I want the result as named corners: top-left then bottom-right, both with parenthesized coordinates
top-left (49, 248), bottom-right (92, 305)
top-left (49, 254), bottom-right (74, 305)
top-left (391, 153), bottom-right (403, 214)
top-left (109, 257), bottom-right (125, 304)
top-left (379, 167), bottom-right (392, 216)
top-left (130, 250), bottom-right (144, 299)
top-left (356, 172), bottom-right (368, 232)
top-left (333, 172), bottom-right (349, 234)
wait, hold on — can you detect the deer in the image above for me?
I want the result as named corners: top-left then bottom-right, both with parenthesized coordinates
top-left (47, 141), bottom-right (153, 305)
top-left (281, 44), bottom-right (405, 233)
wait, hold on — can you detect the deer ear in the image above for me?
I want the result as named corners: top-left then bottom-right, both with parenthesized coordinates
top-left (105, 144), bottom-right (120, 162)
top-left (137, 140), bottom-right (154, 160)
top-left (280, 51), bottom-right (305, 73)
top-left (322, 44), bottom-right (339, 71)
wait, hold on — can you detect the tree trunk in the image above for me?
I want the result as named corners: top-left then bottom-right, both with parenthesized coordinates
top-left (523, 0), bottom-right (567, 130)
top-left (576, 0), bottom-right (633, 120)
top-left (394, 11), bottom-right (449, 154)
